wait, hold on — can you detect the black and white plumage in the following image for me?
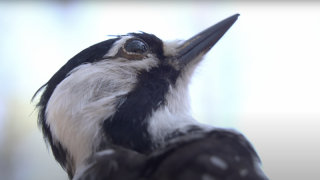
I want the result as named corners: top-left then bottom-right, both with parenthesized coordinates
top-left (33, 14), bottom-right (268, 180)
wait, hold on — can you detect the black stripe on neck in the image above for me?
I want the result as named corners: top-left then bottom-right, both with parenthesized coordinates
top-left (103, 65), bottom-right (179, 154)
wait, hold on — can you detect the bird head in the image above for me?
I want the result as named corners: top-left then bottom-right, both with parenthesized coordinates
top-left (33, 14), bottom-right (239, 178)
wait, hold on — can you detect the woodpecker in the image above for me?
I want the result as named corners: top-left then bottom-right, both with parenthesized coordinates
top-left (33, 14), bottom-right (268, 180)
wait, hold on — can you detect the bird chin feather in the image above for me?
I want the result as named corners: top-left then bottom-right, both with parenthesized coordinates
top-left (147, 51), bottom-right (214, 146)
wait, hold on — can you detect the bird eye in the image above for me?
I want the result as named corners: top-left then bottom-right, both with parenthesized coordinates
top-left (124, 39), bottom-right (147, 54)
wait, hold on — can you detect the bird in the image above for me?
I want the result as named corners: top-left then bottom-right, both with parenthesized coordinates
top-left (33, 14), bottom-right (268, 180)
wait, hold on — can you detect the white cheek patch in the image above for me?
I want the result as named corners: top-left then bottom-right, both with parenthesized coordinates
top-left (104, 36), bottom-right (132, 57)
top-left (46, 56), bottom-right (159, 169)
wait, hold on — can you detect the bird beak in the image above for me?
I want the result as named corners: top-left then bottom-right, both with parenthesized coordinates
top-left (173, 14), bottom-right (240, 69)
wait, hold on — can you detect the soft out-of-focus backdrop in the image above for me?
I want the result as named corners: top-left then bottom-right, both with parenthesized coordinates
top-left (0, 1), bottom-right (319, 180)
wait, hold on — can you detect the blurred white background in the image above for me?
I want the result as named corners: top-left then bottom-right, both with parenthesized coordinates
top-left (0, 1), bottom-right (319, 180)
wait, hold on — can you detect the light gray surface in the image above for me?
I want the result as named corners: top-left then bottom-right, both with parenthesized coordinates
top-left (0, 2), bottom-right (319, 180)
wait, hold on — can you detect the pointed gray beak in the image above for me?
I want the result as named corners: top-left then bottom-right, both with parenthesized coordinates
top-left (173, 14), bottom-right (240, 68)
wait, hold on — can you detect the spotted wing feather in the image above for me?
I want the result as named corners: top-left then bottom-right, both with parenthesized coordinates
top-left (146, 129), bottom-right (268, 180)
top-left (75, 129), bottom-right (268, 180)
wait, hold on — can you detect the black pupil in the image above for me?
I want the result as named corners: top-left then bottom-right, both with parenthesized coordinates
top-left (125, 40), bottom-right (147, 54)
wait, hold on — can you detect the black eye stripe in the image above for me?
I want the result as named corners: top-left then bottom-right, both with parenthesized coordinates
top-left (124, 39), bottom-right (148, 54)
